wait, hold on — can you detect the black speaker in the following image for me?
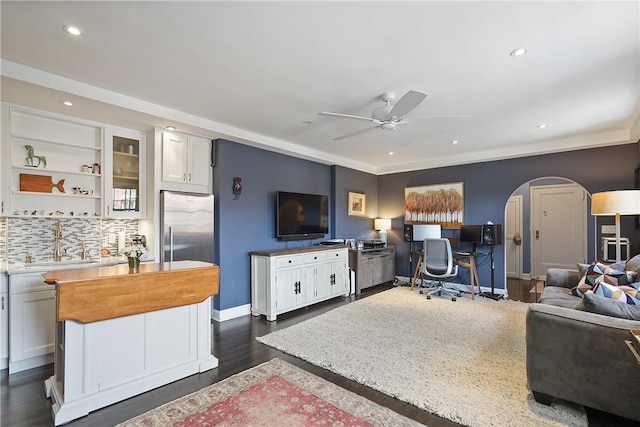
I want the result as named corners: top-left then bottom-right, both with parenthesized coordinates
top-left (482, 224), bottom-right (502, 246)
top-left (403, 224), bottom-right (413, 242)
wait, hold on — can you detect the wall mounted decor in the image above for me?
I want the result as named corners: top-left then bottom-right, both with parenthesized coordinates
top-left (405, 182), bottom-right (463, 229)
top-left (348, 192), bottom-right (366, 217)
top-left (232, 177), bottom-right (242, 196)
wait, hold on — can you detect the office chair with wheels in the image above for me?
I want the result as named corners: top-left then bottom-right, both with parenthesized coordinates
top-left (420, 238), bottom-right (460, 301)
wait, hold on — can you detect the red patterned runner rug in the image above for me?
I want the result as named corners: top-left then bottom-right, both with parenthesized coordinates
top-left (117, 358), bottom-right (420, 426)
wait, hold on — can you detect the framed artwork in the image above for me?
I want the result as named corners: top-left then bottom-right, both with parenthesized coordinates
top-left (348, 192), bottom-right (366, 217)
top-left (405, 182), bottom-right (464, 229)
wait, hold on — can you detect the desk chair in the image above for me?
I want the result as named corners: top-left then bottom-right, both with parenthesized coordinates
top-left (421, 238), bottom-right (460, 301)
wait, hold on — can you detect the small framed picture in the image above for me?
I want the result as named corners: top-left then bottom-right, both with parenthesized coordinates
top-left (348, 192), bottom-right (366, 217)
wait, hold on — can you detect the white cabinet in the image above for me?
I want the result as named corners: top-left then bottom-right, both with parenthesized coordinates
top-left (9, 272), bottom-right (56, 373)
top-left (0, 274), bottom-right (8, 369)
top-left (250, 246), bottom-right (349, 321)
top-left (161, 131), bottom-right (211, 193)
top-left (103, 126), bottom-right (147, 218)
top-left (3, 105), bottom-right (103, 218)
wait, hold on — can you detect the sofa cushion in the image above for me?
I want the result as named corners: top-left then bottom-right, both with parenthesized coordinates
top-left (577, 291), bottom-right (640, 320)
top-left (591, 281), bottom-right (640, 305)
top-left (571, 261), bottom-right (637, 296)
top-left (540, 286), bottom-right (581, 308)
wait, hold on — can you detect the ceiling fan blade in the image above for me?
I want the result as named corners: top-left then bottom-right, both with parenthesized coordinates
top-left (389, 90), bottom-right (427, 119)
top-left (333, 125), bottom-right (379, 141)
top-left (318, 112), bottom-right (381, 124)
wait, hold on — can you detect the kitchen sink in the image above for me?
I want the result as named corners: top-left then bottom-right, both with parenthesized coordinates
top-left (11, 259), bottom-right (101, 271)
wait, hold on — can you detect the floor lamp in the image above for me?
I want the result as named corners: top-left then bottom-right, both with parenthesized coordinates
top-left (591, 190), bottom-right (640, 263)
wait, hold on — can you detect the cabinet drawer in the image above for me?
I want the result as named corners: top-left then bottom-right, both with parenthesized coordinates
top-left (325, 249), bottom-right (347, 261)
top-left (303, 252), bottom-right (326, 263)
top-left (275, 255), bottom-right (302, 268)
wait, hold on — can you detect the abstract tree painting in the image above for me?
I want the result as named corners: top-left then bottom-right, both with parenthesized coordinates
top-left (405, 182), bottom-right (463, 229)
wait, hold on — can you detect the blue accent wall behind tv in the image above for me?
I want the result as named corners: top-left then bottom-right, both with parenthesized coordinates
top-left (212, 137), bottom-right (638, 314)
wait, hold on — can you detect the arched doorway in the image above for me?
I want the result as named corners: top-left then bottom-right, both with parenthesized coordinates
top-left (503, 177), bottom-right (595, 299)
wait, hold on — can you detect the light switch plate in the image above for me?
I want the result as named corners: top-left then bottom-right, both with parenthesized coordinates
top-left (601, 225), bottom-right (617, 234)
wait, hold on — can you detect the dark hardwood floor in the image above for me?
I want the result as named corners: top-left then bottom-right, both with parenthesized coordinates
top-left (1, 281), bottom-right (638, 427)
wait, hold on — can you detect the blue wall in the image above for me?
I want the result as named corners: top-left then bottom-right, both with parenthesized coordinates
top-left (213, 140), bottom-right (332, 310)
top-left (379, 143), bottom-right (639, 289)
top-left (212, 138), bottom-right (638, 312)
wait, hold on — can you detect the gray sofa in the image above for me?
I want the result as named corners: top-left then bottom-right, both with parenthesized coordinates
top-left (526, 266), bottom-right (640, 422)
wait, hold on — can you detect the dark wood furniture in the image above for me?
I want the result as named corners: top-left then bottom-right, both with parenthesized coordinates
top-left (348, 246), bottom-right (395, 294)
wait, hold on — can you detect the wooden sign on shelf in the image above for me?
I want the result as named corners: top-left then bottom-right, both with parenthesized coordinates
top-left (20, 173), bottom-right (65, 193)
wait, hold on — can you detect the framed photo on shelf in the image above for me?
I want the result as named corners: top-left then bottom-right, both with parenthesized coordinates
top-left (348, 192), bottom-right (366, 217)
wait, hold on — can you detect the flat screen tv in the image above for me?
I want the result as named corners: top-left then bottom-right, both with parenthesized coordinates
top-left (276, 191), bottom-right (329, 240)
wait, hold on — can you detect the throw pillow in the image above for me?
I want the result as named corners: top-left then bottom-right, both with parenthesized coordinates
top-left (626, 254), bottom-right (640, 275)
top-left (571, 261), bottom-right (637, 296)
top-left (590, 281), bottom-right (640, 305)
top-left (580, 291), bottom-right (640, 320)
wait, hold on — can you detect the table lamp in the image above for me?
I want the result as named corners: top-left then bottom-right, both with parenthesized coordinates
top-left (374, 218), bottom-right (392, 244)
top-left (591, 190), bottom-right (640, 262)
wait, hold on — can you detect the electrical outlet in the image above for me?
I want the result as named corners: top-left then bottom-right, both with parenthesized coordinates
top-left (601, 225), bottom-right (616, 234)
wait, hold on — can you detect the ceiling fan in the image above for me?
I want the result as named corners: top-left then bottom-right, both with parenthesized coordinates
top-left (318, 90), bottom-right (428, 143)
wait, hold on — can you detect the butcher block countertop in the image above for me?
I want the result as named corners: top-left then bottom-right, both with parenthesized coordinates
top-left (42, 260), bottom-right (219, 324)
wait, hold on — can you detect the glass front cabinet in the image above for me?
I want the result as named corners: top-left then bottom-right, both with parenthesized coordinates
top-left (103, 127), bottom-right (146, 218)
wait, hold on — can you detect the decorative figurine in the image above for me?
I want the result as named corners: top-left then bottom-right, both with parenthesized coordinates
top-left (25, 145), bottom-right (47, 168)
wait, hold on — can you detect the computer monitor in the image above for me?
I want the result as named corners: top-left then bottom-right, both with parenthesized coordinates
top-left (413, 224), bottom-right (441, 241)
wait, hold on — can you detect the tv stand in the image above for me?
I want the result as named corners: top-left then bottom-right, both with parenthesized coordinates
top-left (250, 245), bottom-right (349, 321)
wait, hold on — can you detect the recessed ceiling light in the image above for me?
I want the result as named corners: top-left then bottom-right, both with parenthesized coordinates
top-left (510, 47), bottom-right (527, 57)
top-left (63, 101), bottom-right (73, 107)
top-left (451, 140), bottom-right (459, 145)
top-left (388, 151), bottom-right (394, 156)
top-left (63, 25), bottom-right (83, 36)
top-left (537, 124), bottom-right (547, 129)
top-left (165, 126), bottom-right (176, 131)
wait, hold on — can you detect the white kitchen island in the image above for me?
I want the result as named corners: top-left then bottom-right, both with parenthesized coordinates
top-left (41, 260), bottom-right (220, 426)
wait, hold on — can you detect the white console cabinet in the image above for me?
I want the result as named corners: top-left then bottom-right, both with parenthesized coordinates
top-left (250, 246), bottom-right (349, 321)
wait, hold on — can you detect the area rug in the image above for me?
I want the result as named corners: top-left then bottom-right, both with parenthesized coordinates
top-left (116, 358), bottom-right (420, 426)
top-left (257, 287), bottom-right (587, 427)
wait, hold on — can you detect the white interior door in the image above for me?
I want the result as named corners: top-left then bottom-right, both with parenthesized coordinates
top-left (531, 184), bottom-right (587, 279)
top-left (506, 195), bottom-right (523, 279)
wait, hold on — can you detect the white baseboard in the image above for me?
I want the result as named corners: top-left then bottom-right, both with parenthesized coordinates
top-left (212, 303), bottom-right (251, 322)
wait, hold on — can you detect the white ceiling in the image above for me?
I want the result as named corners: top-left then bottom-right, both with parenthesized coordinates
top-left (1, 1), bottom-right (638, 175)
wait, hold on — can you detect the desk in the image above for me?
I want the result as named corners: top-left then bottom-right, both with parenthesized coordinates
top-left (454, 252), bottom-right (480, 300)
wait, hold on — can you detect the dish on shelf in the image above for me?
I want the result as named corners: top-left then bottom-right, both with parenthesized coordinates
top-left (100, 248), bottom-right (111, 257)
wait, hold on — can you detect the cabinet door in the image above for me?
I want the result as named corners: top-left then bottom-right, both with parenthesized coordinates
top-left (104, 127), bottom-right (146, 218)
top-left (330, 260), bottom-right (348, 296)
top-left (162, 132), bottom-right (188, 183)
top-left (0, 292), bottom-right (8, 361)
top-left (314, 264), bottom-right (333, 300)
top-left (9, 289), bottom-right (56, 363)
top-left (186, 136), bottom-right (211, 187)
top-left (275, 269), bottom-right (299, 312)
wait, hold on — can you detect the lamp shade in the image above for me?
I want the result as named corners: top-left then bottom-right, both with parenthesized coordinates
top-left (591, 190), bottom-right (640, 216)
top-left (374, 218), bottom-right (391, 231)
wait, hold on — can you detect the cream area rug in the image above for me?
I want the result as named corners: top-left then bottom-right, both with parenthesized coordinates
top-left (257, 287), bottom-right (587, 427)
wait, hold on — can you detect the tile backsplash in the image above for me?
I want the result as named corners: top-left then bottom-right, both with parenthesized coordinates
top-left (1, 217), bottom-right (139, 265)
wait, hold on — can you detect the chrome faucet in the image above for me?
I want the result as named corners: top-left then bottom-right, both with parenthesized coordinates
top-left (81, 240), bottom-right (89, 260)
top-left (53, 222), bottom-right (65, 261)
